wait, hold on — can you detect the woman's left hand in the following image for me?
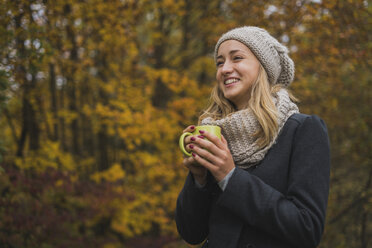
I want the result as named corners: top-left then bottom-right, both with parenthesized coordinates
top-left (190, 130), bottom-right (235, 182)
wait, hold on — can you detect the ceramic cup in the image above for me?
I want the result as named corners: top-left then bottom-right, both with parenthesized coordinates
top-left (179, 125), bottom-right (221, 157)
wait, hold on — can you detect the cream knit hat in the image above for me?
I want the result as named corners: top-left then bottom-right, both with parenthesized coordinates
top-left (214, 26), bottom-right (295, 87)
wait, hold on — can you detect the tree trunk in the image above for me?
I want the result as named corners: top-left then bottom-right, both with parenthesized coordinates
top-left (49, 63), bottom-right (59, 141)
top-left (14, 8), bottom-right (40, 155)
top-left (65, 3), bottom-right (80, 156)
top-left (97, 126), bottom-right (109, 171)
top-left (181, 0), bottom-right (191, 69)
top-left (28, 74), bottom-right (40, 150)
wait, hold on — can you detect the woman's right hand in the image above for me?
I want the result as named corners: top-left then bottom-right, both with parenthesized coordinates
top-left (182, 125), bottom-right (208, 185)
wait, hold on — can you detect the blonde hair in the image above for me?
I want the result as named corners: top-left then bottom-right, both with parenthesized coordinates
top-left (199, 65), bottom-right (289, 148)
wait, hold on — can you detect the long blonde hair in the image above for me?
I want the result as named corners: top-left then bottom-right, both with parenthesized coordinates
top-left (199, 65), bottom-right (286, 148)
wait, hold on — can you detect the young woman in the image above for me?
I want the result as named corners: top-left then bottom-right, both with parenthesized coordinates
top-left (175, 26), bottom-right (330, 248)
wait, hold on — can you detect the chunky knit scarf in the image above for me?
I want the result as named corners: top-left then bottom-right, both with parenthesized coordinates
top-left (201, 89), bottom-right (299, 169)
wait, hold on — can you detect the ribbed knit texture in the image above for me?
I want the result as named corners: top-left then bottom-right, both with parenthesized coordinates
top-left (201, 89), bottom-right (299, 168)
top-left (214, 26), bottom-right (295, 87)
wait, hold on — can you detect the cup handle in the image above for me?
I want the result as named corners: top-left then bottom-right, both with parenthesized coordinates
top-left (179, 132), bottom-right (193, 157)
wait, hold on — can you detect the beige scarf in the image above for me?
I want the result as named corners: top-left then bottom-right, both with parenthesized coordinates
top-left (201, 89), bottom-right (299, 169)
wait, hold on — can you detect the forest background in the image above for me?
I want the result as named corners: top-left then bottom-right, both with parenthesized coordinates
top-left (0, 0), bottom-right (371, 247)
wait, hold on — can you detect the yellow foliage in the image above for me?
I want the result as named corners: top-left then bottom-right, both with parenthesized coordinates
top-left (14, 141), bottom-right (75, 173)
top-left (55, 179), bottom-right (64, 187)
top-left (57, 109), bottom-right (79, 125)
top-left (91, 163), bottom-right (126, 183)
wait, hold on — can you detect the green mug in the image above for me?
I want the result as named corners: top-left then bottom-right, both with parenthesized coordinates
top-left (179, 125), bottom-right (221, 157)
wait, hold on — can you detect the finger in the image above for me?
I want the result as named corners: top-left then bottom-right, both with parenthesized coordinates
top-left (191, 144), bottom-right (220, 166)
top-left (191, 152), bottom-right (216, 171)
top-left (221, 134), bottom-right (229, 146)
top-left (183, 156), bottom-right (195, 168)
top-left (185, 143), bottom-right (199, 154)
top-left (182, 125), bottom-right (196, 133)
top-left (199, 130), bottom-right (225, 149)
top-left (184, 135), bottom-right (198, 146)
top-left (192, 135), bottom-right (221, 156)
top-left (183, 156), bottom-right (207, 175)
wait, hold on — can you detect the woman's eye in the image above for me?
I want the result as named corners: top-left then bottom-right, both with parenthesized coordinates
top-left (216, 61), bottom-right (224, 67)
top-left (234, 56), bottom-right (243, 60)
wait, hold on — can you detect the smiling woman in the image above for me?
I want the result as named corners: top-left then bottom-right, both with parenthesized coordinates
top-left (175, 26), bottom-right (330, 248)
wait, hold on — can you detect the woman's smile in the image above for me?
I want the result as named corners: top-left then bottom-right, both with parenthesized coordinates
top-left (224, 77), bottom-right (240, 86)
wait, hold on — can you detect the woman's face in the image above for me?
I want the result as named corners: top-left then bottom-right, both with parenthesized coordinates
top-left (216, 40), bottom-right (260, 110)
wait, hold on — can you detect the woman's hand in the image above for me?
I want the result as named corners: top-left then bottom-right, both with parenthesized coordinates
top-left (189, 129), bottom-right (235, 182)
top-left (182, 125), bottom-right (208, 185)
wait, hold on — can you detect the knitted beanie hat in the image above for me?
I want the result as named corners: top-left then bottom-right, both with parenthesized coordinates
top-left (214, 26), bottom-right (295, 87)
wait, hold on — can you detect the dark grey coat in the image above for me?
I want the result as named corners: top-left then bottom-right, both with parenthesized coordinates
top-left (176, 114), bottom-right (330, 248)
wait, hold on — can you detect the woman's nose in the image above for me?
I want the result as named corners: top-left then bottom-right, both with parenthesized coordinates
top-left (221, 60), bottom-right (233, 74)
